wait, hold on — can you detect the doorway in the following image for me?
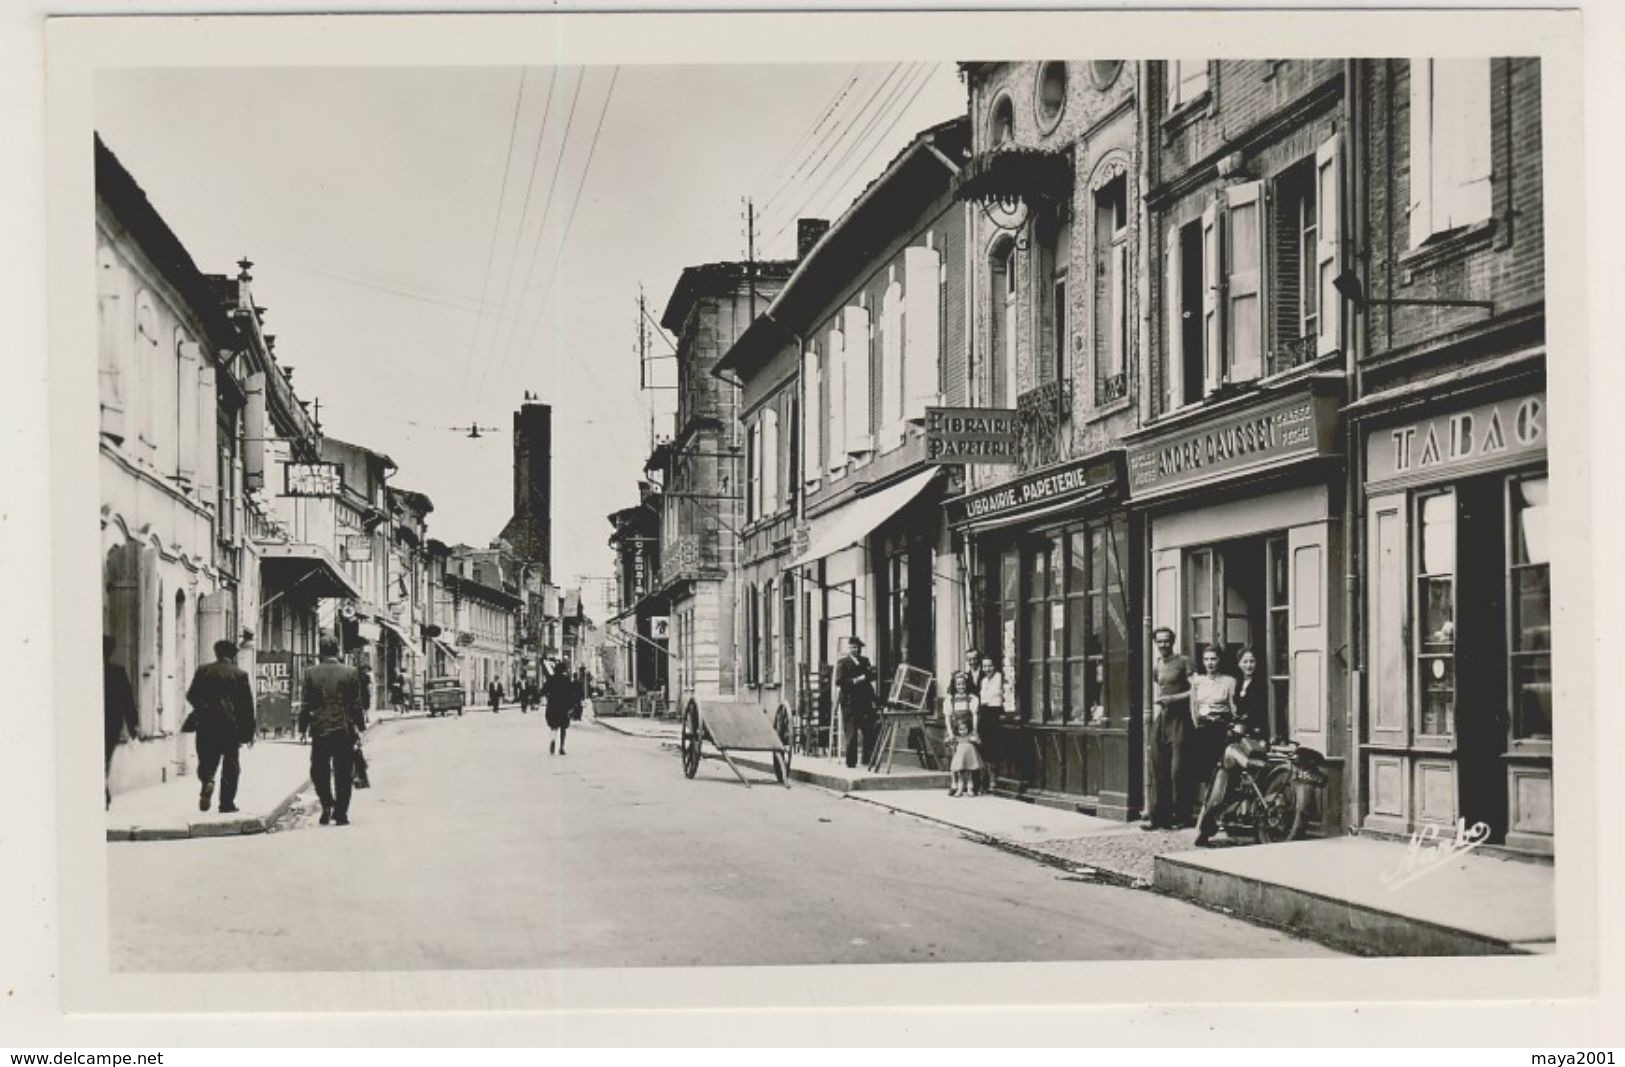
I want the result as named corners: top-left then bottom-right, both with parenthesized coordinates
top-left (1185, 534), bottom-right (1290, 740)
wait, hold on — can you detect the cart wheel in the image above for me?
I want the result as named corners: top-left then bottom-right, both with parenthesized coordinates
top-left (680, 698), bottom-right (702, 779)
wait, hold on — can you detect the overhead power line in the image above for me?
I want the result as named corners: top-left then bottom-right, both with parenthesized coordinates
top-left (802, 64), bottom-right (944, 228)
top-left (755, 63), bottom-right (866, 214)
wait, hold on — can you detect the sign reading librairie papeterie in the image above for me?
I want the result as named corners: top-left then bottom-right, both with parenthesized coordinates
top-left (944, 454), bottom-right (1121, 526)
top-left (283, 461), bottom-right (342, 497)
top-left (924, 406), bottom-right (1020, 464)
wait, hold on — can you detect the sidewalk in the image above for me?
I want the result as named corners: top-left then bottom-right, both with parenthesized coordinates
top-left (106, 739), bottom-right (312, 841)
top-left (845, 790), bottom-right (1555, 955)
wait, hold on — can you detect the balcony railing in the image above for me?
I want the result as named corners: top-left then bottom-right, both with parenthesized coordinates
top-left (1096, 371), bottom-right (1128, 405)
top-left (1017, 377), bottom-right (1073, 470)
top-left (1270, 334), bottom-right (1319, 376)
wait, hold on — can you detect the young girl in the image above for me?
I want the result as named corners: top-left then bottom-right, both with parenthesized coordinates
top-left (944, 670), bottom-right (983, 797)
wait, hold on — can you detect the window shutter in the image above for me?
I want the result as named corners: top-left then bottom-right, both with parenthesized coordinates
top-left (1223, 181), bottom-right (1264, 384)
top-left (826, 327), bottom-right (846, 474)
top-left (1435, 58), bottom-right (1493, 229)
top-left (244, 372), bottom-right (266, 492)
top-left (762, 406), bottom-right (779, 515)
top-left (1287, 522), bottom-right (1329, 748)
top-left (748, 420), bottom-right (761, 522)
top-left (96, 248), bottom-right (126, 441)
top-left (1367, 492), bottom-right (1411, 749)
top-left (1164, 225), bottom-right (1184, 412)
top-left (1201, 198), bottom-right (1222, 396)
top-left (903, 245), bottom-right (941, 423)
top-left (842, 306), bottom-right (873, 455)
top-left (802, 342), bottom-right (822, 485)
top-left (1315, 132), bottom-right (1345, 360)
top-left (880, 269), bottom-right (904, 447)
top-left (176, 339), bottom-right (201, 483)
top-left (1110, 239), bottom-right (1128, 384)
top-left (196, 362), bottom-right (218, 504)
top-left (1408, 59), bottom-right (1434, 248)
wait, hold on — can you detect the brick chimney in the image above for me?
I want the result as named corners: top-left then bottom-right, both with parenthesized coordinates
top-left (797, 218), bottom-right (830, 261)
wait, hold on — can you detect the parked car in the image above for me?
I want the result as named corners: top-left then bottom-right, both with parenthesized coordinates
top-left (424, 676), bottom-right (464, 717)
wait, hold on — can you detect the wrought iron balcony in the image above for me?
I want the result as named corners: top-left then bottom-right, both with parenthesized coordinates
top-left (1270, 334), bottom-right (1319, 376)
top-left (1016, 377), bottom-right (1073, 470)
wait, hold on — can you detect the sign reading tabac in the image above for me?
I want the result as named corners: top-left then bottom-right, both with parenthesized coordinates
top-left (1365, 392), bottom-right (1545, 488)
top-left (924, 406), bottom-right (1020, 464)
top-left (1127, 393), bottom-right (1338, 499)
top-left (283, 461), bottom-right (342, 497)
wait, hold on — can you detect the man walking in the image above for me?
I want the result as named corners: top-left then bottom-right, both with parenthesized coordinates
top-left (185, 640), bottom-right (257, 814)
top-left (834, 636), bottom-right (878, 770)
top-left (104, 635), bottom-right (139, 809)
top-left (300, 635), bottom-right (367, 827)
top-left (1144, 626), bottom-right (1195, 830)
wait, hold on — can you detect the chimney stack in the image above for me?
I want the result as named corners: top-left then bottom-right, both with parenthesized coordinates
top-left (797, 218), bottom-right (830, 261)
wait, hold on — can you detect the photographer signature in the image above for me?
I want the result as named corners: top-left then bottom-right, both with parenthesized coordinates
top-left (1380, 818), bottom-right (1492, 891)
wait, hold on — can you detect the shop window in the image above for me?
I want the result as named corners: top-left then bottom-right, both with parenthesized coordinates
top-left (1094, 177), bottom-right (1128, 403)
top-left (1508, 474), bottom-right (1551, 740)
top-left (1035, 208), bottom-right (1070, 386)
top-left (1018, 520), bottom-right (1127, 724)
top-left (1409, 59), bottom-right (1492, 247)
top-left (1415, 490), bottom-right (1457, 738)
top-left (1271, 159), bottom-right (1319, 374)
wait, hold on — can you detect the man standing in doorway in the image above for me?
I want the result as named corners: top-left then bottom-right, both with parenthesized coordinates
top-left (1144, 626), bottom-right (1195, 831)
top-left (300, 635), bottom-right (367, 826)
top-left (835, 636), bottom-right (879, 769)
top-left (104, 635), bottom-right (139, 809)
top-left (185, 640), bottom-right (257, 814)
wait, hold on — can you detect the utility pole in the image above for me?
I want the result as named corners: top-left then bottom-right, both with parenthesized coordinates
top-left (744, 196), bottom-right (758, 321)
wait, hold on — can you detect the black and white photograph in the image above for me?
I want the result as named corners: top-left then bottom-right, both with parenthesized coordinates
top-left (13, 3), bottom-right (1617, 1046)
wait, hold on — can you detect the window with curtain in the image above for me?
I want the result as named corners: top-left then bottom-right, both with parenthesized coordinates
top-left (1415, 490), bottom-right (1457, 738)
top-left (1409, 58), bottom-right (1493, 247)
top-left (1508, 474), bottom-right (1551, 741)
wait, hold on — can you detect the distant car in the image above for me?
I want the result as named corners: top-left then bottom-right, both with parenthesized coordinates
top-left (424, 676), bottom-right (464, 717)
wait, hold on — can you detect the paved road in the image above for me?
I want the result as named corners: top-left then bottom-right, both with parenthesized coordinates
top-left (108, 712), bottom-right (1340, 971)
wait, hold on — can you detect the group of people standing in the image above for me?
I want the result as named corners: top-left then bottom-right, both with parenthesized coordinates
top-left (1145, 626), bottom-right (1273, 844)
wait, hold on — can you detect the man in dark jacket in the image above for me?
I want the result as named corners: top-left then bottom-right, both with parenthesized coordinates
top-left (185, 640), bottom-right (257, 814)
top-left (104, 635), bottom-right (139, 809)
top-left (300, 635), bottom-right (367, 826)
top-left (835, 636), bottom-right (879, 769)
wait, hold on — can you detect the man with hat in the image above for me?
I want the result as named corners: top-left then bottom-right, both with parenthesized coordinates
top-left (834, 635), bottom-right (879, 769)
top-left (184, 639), bottom-right (257, 814)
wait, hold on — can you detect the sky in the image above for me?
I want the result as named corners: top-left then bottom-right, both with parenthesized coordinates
top-left (95, 62), bottom-right (966, 620)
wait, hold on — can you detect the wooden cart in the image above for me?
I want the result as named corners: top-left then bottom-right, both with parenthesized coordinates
top-left (678, 696), bottom-right (793, 787)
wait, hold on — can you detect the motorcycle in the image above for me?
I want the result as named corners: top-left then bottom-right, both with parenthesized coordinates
top-left (1194, 710), bottom-right (1328, 845)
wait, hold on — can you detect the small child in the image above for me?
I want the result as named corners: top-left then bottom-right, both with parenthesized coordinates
top-left (944, 670), bottom-right (983, 797)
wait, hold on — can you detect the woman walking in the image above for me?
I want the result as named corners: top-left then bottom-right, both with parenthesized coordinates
top-left (544, 661), bottom-right (578, 755)
top-left (943, 670), bottom-right (983, 798)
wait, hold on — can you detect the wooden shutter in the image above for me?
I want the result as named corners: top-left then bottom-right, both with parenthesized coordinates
top-left (1367, 492), bottom-right (1410, 748)
top-left (1287, 522), bottom-right (1329, 749)
top-left (903, 245), bottom-right (941, 422)
top-left (96, 247), bottom-right (127, 441)
top-left (1164, 225), bottom-right (1183, 412)
top-left (196, 362), bottom-right (218, 504)
top-left (1316, 133), bottom-right (1345, 360)
top-left (1224, 181), bottom-right (1264, 384)
top-left (762, 406), bottom-right (779, 515)
top-left (176, 339), bottom-right (201, 484)
top-left (244, 372), bottom-right (267, 491)
top-left (1408, 59), bottom-right (1434, 247)
top-left (826, 327), bottom-right (846, 473)
top-left (802, 342), bottom-right (821, 486)
top-left (880, 269), bottom-right (904, 446)
top-left (843, 306), bottom-right (873, 455)
top-left (1435, 58), bottom-right (1493, 228)
top-left (1110, 238), bottom-right (1128, 384)
top-left (746, 420), bottom-right (759, 522)
top-left (1201, 198), bottom-right (1222, 396)
top-left (137, 544), bottom-right (160, 736)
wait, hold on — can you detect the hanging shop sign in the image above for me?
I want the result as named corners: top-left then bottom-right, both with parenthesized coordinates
top-left (944, 453), bottom-right (1121, 527)
top-left (282, 461), bottom-right (342, 497)
top-left (1126, 391), bottom-right (1340, 500)
top-left (342, 534), bottom-right (373, 562)
top-left (648, 616), bottom-right (671, 640)
top-left (924, 406), bottom-right (1021, 464)
top-left (455, 631), bottom-right (476, 647)
top-left (1365, 392), bottom-right (1545, 489)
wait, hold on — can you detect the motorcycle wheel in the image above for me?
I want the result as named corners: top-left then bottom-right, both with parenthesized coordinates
top-left (1256, 766), bottom-right (1302, 844)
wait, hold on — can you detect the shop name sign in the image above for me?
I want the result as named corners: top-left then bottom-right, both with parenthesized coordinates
top-left (946, 456), bottom-right (1116, 525)
top-left (283, 461), bottom-right (342, 497)
top-left (1127, 394), bottom-right (1332, 498)
top-left (924, 407), bottom-right (1020, 464)
top-left (1366, 393), bottom-right (1545, 486)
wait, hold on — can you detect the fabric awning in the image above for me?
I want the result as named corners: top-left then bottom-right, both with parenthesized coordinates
top-left (792, 467), bottom-right (941, 568)
top-left (376, 614), bottom-right (419, 656)
top-left (257, 543), bottom-right (364, 601)
top-left (430, 636), bottom-right (462, 661)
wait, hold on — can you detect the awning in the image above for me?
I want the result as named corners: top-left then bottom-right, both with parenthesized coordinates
top-left (430, 636), bottom-right (462, 661)
top-left (376, 614), bottom-right (420, 656)
top-left (792, 467), bottom-right (941, 568)
top-left (257, 543), bottom-right (364, 601)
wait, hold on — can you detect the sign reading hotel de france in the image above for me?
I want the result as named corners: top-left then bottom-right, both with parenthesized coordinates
top-left (924, 406), bottom-right (1021, 464)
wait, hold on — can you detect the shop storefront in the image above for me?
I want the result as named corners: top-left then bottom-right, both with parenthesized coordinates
top-left (1356, 384), bottom-right (1551, 855)
top-left (1125, 382), bottom-right (1346, 832)
top-left (950, 451), bottom-right (1139, 818)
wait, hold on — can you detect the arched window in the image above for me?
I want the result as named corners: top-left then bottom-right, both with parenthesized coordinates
top-left (989, 95), bottom-right (1015, 148)
top-left (1036, 62), bottom-right (1067, 131)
